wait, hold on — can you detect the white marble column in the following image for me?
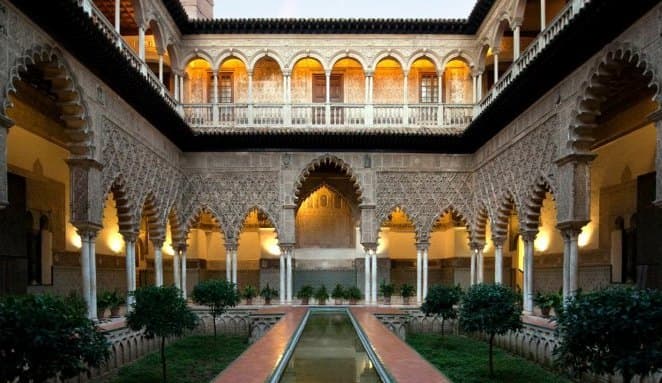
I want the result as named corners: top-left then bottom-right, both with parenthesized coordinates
top-left (158, 54), bottom-right (164, 83)
top-left (173, 250), bottom-right (181, 290)
top-left (79, 230), bottom-right (92, 319)
top-left (559, 226), bottom-right (582, 300)
top-left (226, 247), bottom-right (232, 282)
top-left (138, 26), bottom-right (146, 73)
top-left (365, 248), bottom-right (371, 303)
top-left (370, 249), bottom-right (377, 304)
top-left (325, 70), bottom-right (331, 123)
top-left (179, 75), bottom-right (184, 102)
top-left (493, 237), bottom-right (505, 284)
top-left (477, 72), bottom-right (483, 100)
top-left (153, 239), bottom-right (163, 287)
top-left (180, 247), bottom-right (187, 299)
top-left (477, 247), bottom-right (484, 284)
top-left (122, 232), bottom-right (136, 307)
top-left (279, 252), bottom-right (286, 303)
top-left (174, 73), bottom-right (180, 101)
top-left (232, 248), bottom-right (238, 285)
top-left (89, 233), bottom-right (97, 319)
top-left (403, 70), bottom-right (409, 124)
top-left (470, 246), bottom-right (477, 285)
top-left (540, 0), bottom-right (547, 30)
top-left (472, 74), bottom-right (478, 103)
top-left (493, 52), bottom-right (500, 84)
top-left (213, 72), bottom-right (219, 103)
top-left (521, 231), bottom-right (536, 313)
top-left (513, 23), bottom-right (521, 60)
top-left (114, 0), bottom-right (120, 33)
top-left (286, 248), bottom-right (293, 303)
top-left (416, 247), bottom-right (422, 303)
top-left (423, 247), bottom-right (429, 299)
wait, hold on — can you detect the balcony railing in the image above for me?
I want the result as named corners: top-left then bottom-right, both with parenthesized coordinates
top-left (77, 0), bottom-right (181, 114)
top-left (475, 0), bottom-right (590, 116)
top-left (184, 103), bottom-right (474, 133)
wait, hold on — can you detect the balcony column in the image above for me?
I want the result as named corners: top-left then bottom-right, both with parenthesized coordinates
top-left (325, 70), bottom-right (331, 124)
top-left (477, 72), bottom-right (483, 100)
top-left (247, 71), bottom-right (254, 125)
top-left (365, 71), bottom-right (374, 126)
top-left (416, 247), bottom-right (422, 304)
top-left (158, 54), bottom-right (164, 83)
top-left (437, 70), bottom-right (444, 126)
top-left (174, 73), bottom-right (180, 102)
top-left (493, 50), bottom-right (500, 84)
top-left (493, 236), bottom-right (505, 284)
top-left (153, 238), bottom-right (164, 287)
top-left (521, 230), bottom-right (537, 313)
top-left (212, 71), bottom-right (219, 124)
top-left (77, 227), bottom-right (99, 320)
top-left (0, 115), bottom-right (13, 209)
top-left (114, 0), bottom-right (120, 33)
top-left (283, 71), bottom-right (292, 125)
top-left (179, 75), bottom-right (185, 103)
top-left (472, 73), bottom-right (478, 103)
top-left (513, 21), bottom-right (522, 60)
top-left (403, 70), bottom-right (409, 126)
top-left (540, 0), bottom-right (546, 30)
top-left (138, 26), bottom-right (146, 74)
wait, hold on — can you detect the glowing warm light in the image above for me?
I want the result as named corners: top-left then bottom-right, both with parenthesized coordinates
top-left (578, 223), bottom-right (593, 248)
top-left (534, 231), bottom-right (550, 252)
top-left (108, 233), bottom-right (124, 254)
top-left (70, 232), bottom-right (82, 249)
top-left (162, 241), bottom-right (175, 256)
top-left (376, 229), bottom-right (389, 254)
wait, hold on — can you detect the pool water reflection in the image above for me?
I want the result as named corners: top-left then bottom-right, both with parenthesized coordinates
top-left (280, 311), bottom-right (383, 383)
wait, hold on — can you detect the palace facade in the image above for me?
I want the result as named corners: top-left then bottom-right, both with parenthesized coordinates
top-left (0, 0), bottom-right (661, 319)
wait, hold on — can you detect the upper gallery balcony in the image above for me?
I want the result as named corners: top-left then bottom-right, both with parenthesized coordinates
top-left (181, 56), bottom-right (476, 133)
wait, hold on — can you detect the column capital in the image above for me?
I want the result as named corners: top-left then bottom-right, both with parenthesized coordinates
top-left (279, 244), bottom-right (294, 253)
top-left (358, 203), bottom-right (376, 210)
top-left (510, 18), bottom-right (523, 29)
top-left (436, 69), bottom-right (445, 77)
top-left (65, 157), bottom-right (103, 170)
top-left (120, 231), bottom-right (138, 243)
top-left (416, 241), bottom-right (430, 251)
top-left (282, 70), bottom-right (291, 77)
top-left (0, 114), bottom-right (15, 129)
top-left (471, 69), bottom-right (484, 77)
top-left (225, 243), bottom-right (238, 252)
top-left (557, 221), bottom-right (586, 237)
top-left (75, 224), bottom-right (100, 239)
top-left (520, 230), bottom-right (538, 243)
top-left (491, 235), bottom-right (506, 247)
top-left (362, 243), bottom-right (377, 252)
top-left (247, 71), bottom-right (253, 78)
top-left (469, 240), bottom-right (485, 252)
top-left (364, 70), bottom-right (374, 77)
top-left (403, 69), bottom-right (409, 77)
top-left (325, 69), bottom-right (332, 77)
top-left (174, 243), bottom-right (188, 253)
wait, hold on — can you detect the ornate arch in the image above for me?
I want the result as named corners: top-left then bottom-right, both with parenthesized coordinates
top-left (3, 44), bottom-right (94, 157)
top-left (105, 175), bottom-right (136, 234)
top-left (370, 50), bottom-right (406, 71)
top-left (379, 204), bottom-right (424, 242)
top-left (441, 49), bottom-right (476, 70)
top-left (491, 17), bottom-right (512, 52)
top-left (406, 50), bottom-right (441, 73)
top-left (249, 50), bottom-right (286, 72)
top-left (180, 49), bottom-right (214, 68)
top-left (425, 204), bottom-right (470, 239)
top-left (469, 202), bottom-right (490, 245)
top-left (234, 205), bottom-right (280, 241)
top-left (137, 193), bottom-right (164, 239)
top-left (521, 175), bottom-right (556, 232)
top-left (182, 205), bottom-right (225, 238)
top-left (568, 42), bottom-right (661, 154)
top-left (145, 18), bottom-right (167, 55)
top-left (288, 50), bottom-right (328, 72)
top-left (493, 189), bottom-right (519, 239)
top-left (293, 155), bottom-right (364, 204)
top-left (215, 49), bottom-right (250, 72)
top-left (329, 50), bottom-right (368, 72)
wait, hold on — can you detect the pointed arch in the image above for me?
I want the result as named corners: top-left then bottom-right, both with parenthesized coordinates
top-left (183, 205), bottom-right (225, 239)
top-left (293, 155), bottom-right (364, 204)
top-left (379, 204), bottom-right (423, 241)
top-left (3, 44), bottom-right (93, 157)
top-left (137, 193), bottom-right (164, 239)
top-left (235, 205), bottom-right (280, 240)
top-left (470, 203), bottom-right (490, 246)
top-left (105, 175), bottom-right (136, 234)
top-left (568, 42), bottom-right (661, 154)
top-left (426, 204), bottom-right (470, 238)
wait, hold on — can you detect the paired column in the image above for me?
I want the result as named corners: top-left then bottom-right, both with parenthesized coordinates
top-left (179, 245), bottom-right (188, 299)
top-left (437, 70), bottom-right (444, 125)
top-left (559, 225), bottom-right (582, 301)
top-left (416, 247), bottom-right (422, 303)
top-left (152, 238), bottom-right (164, 287)
top-left (365, 247), bottom-right (371, 303)
top-left (158, 54), bottom-right (164, 83)
top-left (493, 236), bottom-right (505, 284)
top-left (114, 0), bottom-right (120, 33)
top-left (477, 72), bottom-right (483, 100)
top-left (403, 70), bottom-right (409, 124)
top-left (416, 242), bottom-right (429, 301)
top-left (279, 251), bottom-right (286, 303)
top-left (121, 232), bottom-right (137, 308)
top-left (325, 70), bottom-right (331, 124)
top-left (173, 247), bottom-right (181, 290)
top-left (365, 71), bottom-right (374, 125)
top-left (225, 245), bottom-right (238, 285)
top-left (470, 243), bottom-right (484, 285)
top-left (78, 227), bottom-right (99, 320)
top-left (138, 26), bottom-right (146, 73)
top-left (521, 231), bottom-right (537, 313)
top-left (370, 248), bottom-right (377, 304)
top-left (283, 71), bottom-right (292, 125)
top-left (540, 0), bottom-right (547, 30)
top-left (286, 247), bottom-right (293, 303)
top-left (247, 72), bottom-right (254, 124)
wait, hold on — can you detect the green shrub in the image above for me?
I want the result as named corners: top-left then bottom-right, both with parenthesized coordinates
top-left (331, 284), bottom-right (345, 300)
top-left (400, 283), bottom-right (415, 298)
top-left (459, 283), bottom-right (522, 377)
top-left (379, 280), bottom-right (395, 297)
top-left (554, 287), bottom-right (662, 383)
top-left (297, 285), bottom-right (314, 300)
top-left (241, 285), bottom-right (257, 300)
top-left (421, 284), bottom-right (462, 336)
top-left (533, 290), bottom-right (561, 315)
top-left (0, 294), bottom-right (109, 383)
top-left (191, 279), bottom-right (239, 337)
top-left (127, 286), bottom-right (197, 383)
top-left (314, 285), bottom-right (329, 303)
top-left (259, 283), bottom-right (278, 302)
top-left (345, 286), bottom-right (362, 302)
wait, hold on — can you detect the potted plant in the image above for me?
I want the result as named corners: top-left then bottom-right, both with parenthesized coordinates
top-left (332, 284), bottom-right (345, 305)
top-left (533, 291), bottom-right (562, 317)
top-left (297, 285), bottom-right (314, 305)
top-left (107, 290), bottom-right (126, 317)
top-left (97, 293), bottom-right (109, 320)
top-left (379, 280), bottom-right (395, 305)
top-left (345, 286), bottom-right (362, 305)
top-left (400, 283), bottom-right (415, 305)
top-left (314, 285), bottom-right (329, 305)
top-left (242, 284), bottom-right (257, 305)
top-left (260, 284), bottom-right (278, 305)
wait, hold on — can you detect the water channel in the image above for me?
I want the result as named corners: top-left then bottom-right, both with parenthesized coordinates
top-left (279, 310), bottom-right (384, 383)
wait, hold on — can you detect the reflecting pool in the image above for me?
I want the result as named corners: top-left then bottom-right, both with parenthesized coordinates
top-left (280, 311), bottom-right (382, 383)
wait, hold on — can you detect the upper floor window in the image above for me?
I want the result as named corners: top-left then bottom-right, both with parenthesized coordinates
top-left (420, 73), bottom-right (439, 103)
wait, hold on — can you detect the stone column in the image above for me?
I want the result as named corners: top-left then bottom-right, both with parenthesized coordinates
top-left (247, 72), bottom-right (254, 125)
top-left (158, 54), bottom-right (164, 83)
top-left (493, 236), bottom-right (505, 284)
top-left (179, 75), bottom-right (185, 102)
top-left (477, 72), bottom-right (483, 100)
top-left (493, 51), bottom-right (500, 84)
top-left (226, 246), bottom-right (232, 282)
top-left (153, 238), bottom-right (164, 287)
top-left (472, 74), bottom-right (478, 103)
top-left (649, 111), bottom-right (662, 206)
top-left (138, 26), bottom-right (146, 73)
top-left (279, 251), bottom-right (286, 303)
top-left (370, 248), bottom-right (377, 304)
top-left (283, 71), bottom-right (292, 125)
top-left (470, 246), bottom-right (477, 285)
top-left (232, 248), bottom-right (238, 285)
top-left (521, 231), bottom-right (537, 313)
top-left (181, 246), bottom-right (188, 298)
top-left (437, 70), bottom-right (444, 125)
top-left (365, 247), bottom-right (371, 303)
top-left (173, 248), bottom-right (181, 290)
top-left (0, 115), bottom-right (13, 209)
top-left (114, 0), bottom-right (120, 33)
top-left (423, 246), bottom-right (429, 299)
top-left (77, 228), bottom-right (97, 319)
top-left (365, 71), bottom-right (374, 125)
top-left (512, 22), bottom-right (521, 60)
top-left (403, 70), bottom-right (409, 125)
top-left (286, 247), bottom-right (293, 303)
top-left (121, 232), bottom-right (137, 307)
top-left (174, 73), bottom-right (180, 102)
top-left (325, 70), bottom-right (331, 124)
top-left (559, 224), bottom-right (582, 300)
top-left (416, 247), bottom-right (422, 303)
top-left (477, 247), bottom-right (484, 284)
top-left (540, 0), bottom-right (546, 29)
